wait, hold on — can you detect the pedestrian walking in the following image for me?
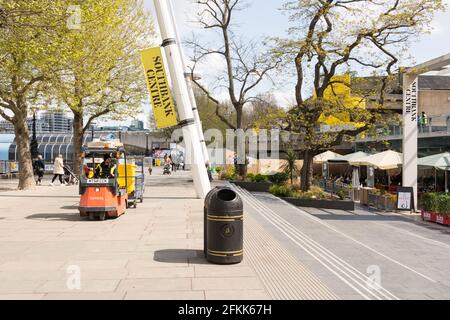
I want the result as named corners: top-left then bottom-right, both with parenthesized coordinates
top-left (170, 155), bottom-right (177, 172)
top-left (50, 154), bottom-right (65, 186)
top-left (206, 163), bottom-right (213, 182)
top-left (179, 154), bottom-right (185, 171)
top-left (33, 155), bottom-right (45, 185)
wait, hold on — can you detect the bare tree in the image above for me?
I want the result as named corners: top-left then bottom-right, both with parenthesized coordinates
top-left (186, 0), bottom-right (281, 176)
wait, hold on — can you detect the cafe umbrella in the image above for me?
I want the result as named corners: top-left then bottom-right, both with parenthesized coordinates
top-left (328, 151), bottom-right (371, 187)
top-left (418, 152), bottom-right (450, 192)
top-left (349, 150), bottom-right (403, 187)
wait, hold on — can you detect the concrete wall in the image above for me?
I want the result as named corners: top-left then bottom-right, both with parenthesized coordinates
top-left (420, 90), bottom-right (450, 116)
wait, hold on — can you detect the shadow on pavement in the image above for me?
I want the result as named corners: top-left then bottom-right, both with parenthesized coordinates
top-left (144, 197), bottom-right (198, 200)
top-left (316, 209), bottom-right (450, 235)
top-left (60, 205), bottom-right (79, 210)
top-left (153, 249), bottom-right (206, 264)
top-left (313, 213), bottom-right (406, 222)
top-left (26, 213), bottom-right (82, 221)
top-left (0, 195), bottom-right (79, 199)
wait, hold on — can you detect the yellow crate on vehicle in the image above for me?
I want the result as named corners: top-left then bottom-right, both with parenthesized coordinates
top-left (117, 164), bottom-right (136, 195)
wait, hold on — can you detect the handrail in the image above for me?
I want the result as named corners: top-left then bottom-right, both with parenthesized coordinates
top-left (356, 113), bottom-right (450, 142)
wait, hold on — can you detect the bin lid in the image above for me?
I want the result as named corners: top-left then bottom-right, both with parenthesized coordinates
top-left (205, 186), bottom-right (225, 207)
top-left (207, 187), bottom-right (243, 215)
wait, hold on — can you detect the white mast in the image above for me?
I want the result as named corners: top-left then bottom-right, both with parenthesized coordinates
top-left (153, 0), bottom-right (211, 198)
top-left (168, 0), bottom-right (210, 163)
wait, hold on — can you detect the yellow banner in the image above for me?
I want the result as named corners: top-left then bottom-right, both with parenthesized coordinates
top-left (141, 47), bottom-right (178, 129)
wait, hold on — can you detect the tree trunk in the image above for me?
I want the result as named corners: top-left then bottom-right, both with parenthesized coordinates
top-left (14, 115), bottom-right (35, 190)
top-left (235, 105), bottom-right (247, 178)
top-left (72, 112), bottom-right (84, 175)
top-left (300, 150), bottom-right (314, 192)
top-left (236, 106), bottom-right (243, 130)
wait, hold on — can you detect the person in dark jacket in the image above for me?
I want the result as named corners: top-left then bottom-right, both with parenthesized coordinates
top-left (33, 155), bottom-right (45, 185)
top-left (95, 154), bottom-right (116, 178)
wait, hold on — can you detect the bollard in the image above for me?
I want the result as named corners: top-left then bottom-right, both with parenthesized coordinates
top-left (206, 187), bottom-right (243, 265)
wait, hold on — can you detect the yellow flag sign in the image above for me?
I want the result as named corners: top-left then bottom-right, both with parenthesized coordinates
top-left (141, 47), bottom-right (178, 129)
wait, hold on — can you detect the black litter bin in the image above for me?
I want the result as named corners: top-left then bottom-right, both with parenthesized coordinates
top-left (204, 186), bottom-right (225, 257)
top-left (206, 187), bottom-right (243, 264)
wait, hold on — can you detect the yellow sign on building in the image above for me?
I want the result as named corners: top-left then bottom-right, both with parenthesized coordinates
top-left (141, 47), bottom-right (178, 129)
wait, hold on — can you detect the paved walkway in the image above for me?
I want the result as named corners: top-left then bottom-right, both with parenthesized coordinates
top-left (233, 186), bottom-right (450, 300)
top-left (0, 169), bottom-right (335, 300)
top-left (1, 170), bottom-right (448, 300)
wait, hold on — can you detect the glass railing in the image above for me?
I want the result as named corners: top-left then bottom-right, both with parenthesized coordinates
top-left (356, 113), bottom-right (450, 141)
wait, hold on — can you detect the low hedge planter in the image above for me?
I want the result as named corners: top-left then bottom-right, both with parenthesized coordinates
top-left (232, 181), bottom-right (273, 193)
top-left (282, 197), bottom-right (355, 211)
top-left (421, 211), bottom-right (450, 227)
top-left (368, 193), bottom-right (397, 212)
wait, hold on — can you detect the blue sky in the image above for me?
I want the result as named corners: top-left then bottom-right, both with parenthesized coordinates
top-left (133, 0), bottom-right (450, 127)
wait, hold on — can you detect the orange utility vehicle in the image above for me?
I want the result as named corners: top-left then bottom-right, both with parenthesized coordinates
top-left (78, 140), bottom-right (130, 221)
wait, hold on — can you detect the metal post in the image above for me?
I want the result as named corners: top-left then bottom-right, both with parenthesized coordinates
top-left (167, 0), bottom-right (210, 163)
top-left (446, 171), bottom-right (448, 193)
top-left (153, 0), bottom-right (211, 198)
top-left (145, 133), bottom-right (150, 157)
top-left (30, 111), bottom-right (39, 158)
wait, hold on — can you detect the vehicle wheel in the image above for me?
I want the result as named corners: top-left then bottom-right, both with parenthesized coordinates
top-left (140, 197), bottom-right (144, 203)
top-left (88, 213), bottom-right (95, 221)
top-left (98, 213), bottom-right (106, 221)
top-left (133, 202), bottom-right (137, 209)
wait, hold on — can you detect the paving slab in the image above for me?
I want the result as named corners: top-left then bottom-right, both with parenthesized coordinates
top-left (0, 169), bottom-right (335, 300)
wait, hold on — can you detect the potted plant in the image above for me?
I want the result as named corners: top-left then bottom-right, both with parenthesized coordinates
top-left (232, 173), bottom-right (273, 192)
top-left (422, 193), bottom-right (450, 226)
top-left (269, 184), bottom-right (355, 210)
top-left (368, 189), bottom-right (396, 211)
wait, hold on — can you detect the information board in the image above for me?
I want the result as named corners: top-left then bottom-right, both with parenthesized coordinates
top-left (396, 187), bottom-right (415, 211)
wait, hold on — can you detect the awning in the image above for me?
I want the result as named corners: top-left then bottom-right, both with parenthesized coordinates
top-left (349, 150), bottom-right (403, 170)
top-left (328, 151), bottom-right (371, 164)
top-left (313, 151), bottom-right (341, 164)
top-left (418, 152), bottom-right (450, 171)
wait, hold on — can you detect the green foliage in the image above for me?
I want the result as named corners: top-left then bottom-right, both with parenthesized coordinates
top-left (51, 0), bottom-right (154, 124)
top-left (423, 193), bottom-right (438, 213)
top-left (270, 184), bottom-right (327, 200)
top-left (282, 148), bottom-right (298, 184)
top-left (220, 166), bottom-right (237, 181)
top-left (0, 0), bottom-right (70, 189)
top-left (268, 172), bottom-right (290, 185)
top-left (245, 173), bottom-right (269, 182)
top-left (436, 194), bottom-right (450, 216)
top-left (336, 189), bottom-right (347, 200)
top-left (298, 186), bottom-right (327, 200)
top-left (422, 193), bottom-right (450, 215)
top-left (246, 173), bottom-right (255, 182)
top-left (215, 166), bottom-right (222, 173)
top-left (269, 185), bottom-right (294, 198)
top-left (371, 189), bottom-right (389, 196)
top-left (254, 174), bottom-right (268, 183)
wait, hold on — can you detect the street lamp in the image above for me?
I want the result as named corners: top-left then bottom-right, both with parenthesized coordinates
top-left (145, 132), bottom-right (151, 157)
top-left (30, 110), bottom-right (39, 159)
top-left (91, 121), bottom-right (97, 141)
